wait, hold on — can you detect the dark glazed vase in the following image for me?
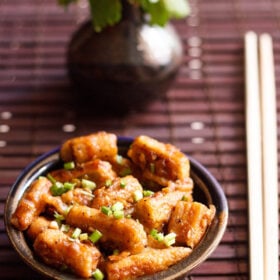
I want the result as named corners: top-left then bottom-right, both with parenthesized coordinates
top-left (67, 2), bottom-right (183, 115)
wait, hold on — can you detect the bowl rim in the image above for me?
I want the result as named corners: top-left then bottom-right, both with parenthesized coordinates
top-left (4, 136), bottom-right (228, 280)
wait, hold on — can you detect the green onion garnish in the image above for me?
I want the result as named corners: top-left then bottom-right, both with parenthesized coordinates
top-left (92, 268), bottom-right (104, 280)
top-left (50, 181), bottom-right (76, 196)
top-left (150, 229), bottom-right (164, 242)
top-left (133, 190), bottom-right (143, 202)
top-left (116, 155), bottom-right (123, 164)
top-left (101, 206), bottom-right (112, 216)
top-left (113, 210), bottom-right (124, 219)
top-left (105, 179), bottom-right (112, 187)
top-left (47, 173), bottom-right (57, 184)
top-left (79, 233), bottom-right (88, 241)
top-left (143, 190), bottom-right (154, 197)
top-left (81, 179), bottom-right (96, 190)
top-left (60, 224), bottom-right (70, 232)
top-left (89, 230), bottom-right (102, 244)
top-left (71, 227), bottom-right (82, 239)
top-left (164, 232), bottom-right (177, 246)
top-left (64, 182), bottom-right (76, 191)
top-left (63, 161), bottom-right (75, 170)
top-left (54, 211), bottom-right (65, 222)
top-left (120, 179), bottom-right (126, 188)
top-left (111, 202), bottom-right (124, 212)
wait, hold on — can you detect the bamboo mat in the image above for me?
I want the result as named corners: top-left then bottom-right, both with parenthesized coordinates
top-left (0, 0), bottom-right (279, 279)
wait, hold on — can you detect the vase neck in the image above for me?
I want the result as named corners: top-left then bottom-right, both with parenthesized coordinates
top-left (121, 0), bottom-right (142, 23)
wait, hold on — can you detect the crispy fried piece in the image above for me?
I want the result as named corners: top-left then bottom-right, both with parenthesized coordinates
top-left (11, 177), bottom-right (51, 231)
top-left (127, 135), bottom-right (190, 187)
top-left (27, 216), bottom-right (53, 241)
top-left (61, 188), bottom-right (94, 206)
top-left (66, 205), bottom-right (147, 254)
top-left (50, 159), bottom-right (117, 187)
top-left (42, 193), bottom-right (69, 214)
top-left (168, 201), bottom-right (216, 248)
top-left (106, 247), bottom-right (192, 280)
top-left (133, 183), bottom-right (193, 232)
top-left (60, 131), bottom-right (117, 164)
top-left (91, 175), bottom-right (142, 210)
top-left (110, 155), bottom-right (134, 178)
top-left (33, 229), bottom-right (101, 278)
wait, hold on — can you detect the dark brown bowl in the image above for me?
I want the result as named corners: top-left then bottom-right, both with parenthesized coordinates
top-left (5, 137), bottom-right (228, 279)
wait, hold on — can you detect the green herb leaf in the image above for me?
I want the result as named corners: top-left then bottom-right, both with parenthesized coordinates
top-left (63, 161), bottom-right (75, 170)
top-left (72, 227), bottom-right (82, 239)
top-left (88, 0), bottom-right (122, 32)
top-left (81, 178), bottom-right (96, 190)
top-left (101, 206), bottom-right (113, 216)
top-left (89, 229), bottom-right (103, 243)
top-left (92, 268), bottom-right (104, 280)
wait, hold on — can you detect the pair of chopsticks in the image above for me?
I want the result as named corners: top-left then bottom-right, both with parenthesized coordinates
top-left (244, 32), bottom-right (279, 280)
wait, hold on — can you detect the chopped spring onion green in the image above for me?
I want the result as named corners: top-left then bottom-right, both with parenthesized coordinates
top-left (150, 229), bottom-right (164, 242)
top-left (92, 268), bottom-right (104, 280)
top-left (105, 179), bottom-right (112, 187)
top-left (111, 202), bottom-right (124, 212)
top-left (50, 181), bottom-right (76, 196)
top-left (54, 211), bottom-right (65, 222)
top-left (72, 227), bottom-right (82, 239)
top-left (150, 229), bottom-right (176, 246)
top-left (143, 190), bottom-right (154, 197)
top-left (164, 232), bottom-right (177, 246)
top-left (81, 179), bottom-right (96, 190)
top-left (64, 182), bottom-right (76, 191)
top-left (79, 233), bottom-right (89, 241)
top-left (50, 181), bottom-right (65, 196)
top-left (63, 161), bottom-right (75, 170)
top-left (116, 154), bottom-right (123, 164)
top-left (113, 210), bottom-right (124, 219)
top-left (133, 190), bottom-right (143, 202)
top-left (61, 224), bottom-right (70, 232)
top-left (47, 173), bottom-right (57, 184)
top-left (101, 206), bottom-right (112, 216)
top-left (89, 230), bottom-right (103, 244)
top-left (120, 179), bottom-right (126, 188)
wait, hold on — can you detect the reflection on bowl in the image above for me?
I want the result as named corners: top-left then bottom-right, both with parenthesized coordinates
top-left (5, 137), bottom-right (228, 280)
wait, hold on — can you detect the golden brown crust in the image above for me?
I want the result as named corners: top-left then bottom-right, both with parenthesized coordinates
top-left (33, 229), bottom-right (101, 278)
top-left (66, 205), bottom-right (147, 254)
top-left (11, 177), bottom-right (51, 231)
top-left (60, 131), bottom-right (117, 164)
top-left (127, 135), bottom-right (190, 187)
top-left (106, 247), bottom-right (192, 280)
top-left (168, 201), bottom-right (216, 248)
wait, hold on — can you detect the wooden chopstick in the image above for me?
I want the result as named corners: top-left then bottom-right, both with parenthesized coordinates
top-left (244, 31), bottom-right (264, 280)
top-left (245, 31), bottom-right (279, 280)
top-left (259, 33), bottom-right (279, 280)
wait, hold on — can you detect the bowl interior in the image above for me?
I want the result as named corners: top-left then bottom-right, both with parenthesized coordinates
top-left (5, 137), bottom-right (228, 280)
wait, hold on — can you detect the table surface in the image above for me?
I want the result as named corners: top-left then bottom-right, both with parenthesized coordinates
top-left (1, 0), bottom-right (279, 279)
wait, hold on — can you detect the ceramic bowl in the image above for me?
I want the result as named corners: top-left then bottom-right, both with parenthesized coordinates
top-left (5, 137), bottom-right (228, 280)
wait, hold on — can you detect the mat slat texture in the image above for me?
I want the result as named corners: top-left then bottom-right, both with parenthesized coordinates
top-left (0, 0), bottom-right (279, 279)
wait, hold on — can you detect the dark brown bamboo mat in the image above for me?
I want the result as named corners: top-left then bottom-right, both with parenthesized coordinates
top-left (0, 0), bottom-right (279, 279)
